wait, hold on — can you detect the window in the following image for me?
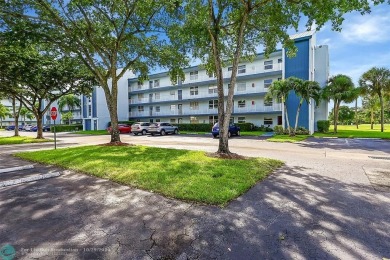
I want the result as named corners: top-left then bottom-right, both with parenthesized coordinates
top-left (137, 93), bottom-right (144, 99)
top-left (154, 93), bottom-right (160, 100)
top-left (278, 77), bottom-right (282, 81)
top-left (156, 106), bottom-right (160, 112)
top-left (264, 79), bottom-right (273, 88)
top-left (170, 118), bottom-right (176, 123)
top-left (156, 118), bottom-right (161, 122)
top-left (138, 106), bottom-right (144, 112)
top-left (209, 100), bottom-right (218, 109)
top-left (190, 86), bottom-right (198, 95)
top-left (88, 104), bottom-right (92, 117)
top-left (170, 105), bottom-right (176, 111)
top-left (154, 79), bottom-right (160, 88)
top-left (228, 66), bottom-right (233, 71)
top-left (237, 83), bottom-right (246, 91)
top-left (137, 81), bottom-right (143, 89)
top-left (264, 99), bottom-right (273, 106)
top-left (190, 101), bottom-right (199, 110)
top-left (238, 100), bottom-right (246, 108)
top-left (208, 72), bottom-right (215, 78)
top-left (149, 81), bottom-right (153, 89)
top-left (264, 60), bottom-right (273, 70)
top-left (149, 119), bottom-right (154, 123)
top-left (190, 71), bottom-right (198, 80)
top-left (238, 65), bottom-right (246, 74)
top-left (229, 117), bottom-right (234, 124)
top-left (209, 116), bottom-right (218, 124)
top-left (238, 117), bottom-right (246, 123)
top-left (264, 118), bottom-right (273, 125)
top-left (278, 58), bottom-right (282, 63)
top-left (208, 85), bottom-right (218, 94)
top-left (190, 116), bottom-right (199, 124)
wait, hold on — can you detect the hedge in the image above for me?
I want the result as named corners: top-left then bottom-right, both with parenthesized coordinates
top-left (52, 124), bottom-right (83, 132)
top-left (317, 120), bottom-right (330, 133)
top-left (176, 123), bottom-right (213, 132)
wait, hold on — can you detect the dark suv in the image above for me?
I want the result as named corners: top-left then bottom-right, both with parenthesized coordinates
top-left (148, 122), bottom-right (179, 136)
top-left (212, 123), bottom-right (240, 138)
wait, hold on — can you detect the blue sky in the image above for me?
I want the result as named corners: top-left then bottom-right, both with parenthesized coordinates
top-left (314, 4), bottom-right (390, 86)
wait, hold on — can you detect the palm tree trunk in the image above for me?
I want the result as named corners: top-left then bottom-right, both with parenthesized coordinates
top-left (334, 101), bottom-right (340, 134)
top-left (284, 103), bottom-right (291, 135)
top-left (355, 99), bottom-right (358, 129)
top-left (370, 109), bottom-right (374, 130)
top-left (379, 95), bottom-right (384, 132)
top-left (293, 100), bottom-right (303, 136)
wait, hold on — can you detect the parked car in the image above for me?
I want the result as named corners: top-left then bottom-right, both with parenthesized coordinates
top-left (106, 124), bottom-right (131, 134)
top-left (212, 123), bottom-right (240, 138)
top-left (5, 125), bottom-right (23, 131)
top-left (23, 124), bottom-right (34, 131)
top-left (148, 122), bottom-right (179, 136)
top-left (131, 122), bottom-right (151, 135)
top-left (31, 125), bottom-right (50, 132)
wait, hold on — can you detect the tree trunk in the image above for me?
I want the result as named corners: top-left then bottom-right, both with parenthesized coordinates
top-left (102, 79), bottom-right (121, 143)
top-left (36, 113), bottom-right (44, 139)
top-left (370, 109), bottom-right (374, 130)
top-left (0, 118), bottom-right (2, 128)
top-left (69, 118), bottom-right (71, 125)
top-left (333, 101), bottom-right (338, 134)
top-left (379, 95), bottom-right (384, 132)
top-left (355, 98), bottom-right (358, 129)
top-left (293, 100), bottom-right (303, 136)
top-left (284, 102), bottom-right (291, 135)
top-left (12, 97), bottom-right (21, 137)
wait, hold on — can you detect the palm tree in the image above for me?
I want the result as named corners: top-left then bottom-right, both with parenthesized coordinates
top-left (58, 94), bottom-right (81, 125)
top-left (20, 107), bottom-right (34, 126)
top-left (266, 79), bottom-right (294, 135)
top-left (0, 103), bottom-right (11, 128)
top-left (322, 75), bottom-right (358, 133)
top-left (362, 95), bottom-right (381, 129)
top-left (359, 67), bottom-right (390, 132)
top-left (290, 77), bottom-right (321, 135)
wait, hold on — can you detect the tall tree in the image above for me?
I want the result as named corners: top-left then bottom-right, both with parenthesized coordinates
top-left (359, 67), bottom-right (390, 132)
top-left (0, 0), bottom-right (187, 144)
top-left (266, 79), bottom-right (294, 135)
top-left (322, 75), bottom-right (358, 133)
top-left (20, 106), bottom-right (34, 126)
top-left (289, 77), bottom-right (321, 135)
top-left (174, 0), bottom-right (384, 155)
top-left (58, 94), bottom-right (81, 125)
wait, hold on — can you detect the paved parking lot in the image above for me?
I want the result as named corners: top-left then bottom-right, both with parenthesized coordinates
top-left (0, 132), bottom-right (389, 259)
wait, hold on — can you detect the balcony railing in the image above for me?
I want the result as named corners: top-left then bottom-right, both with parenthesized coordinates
top-left (129, 104), bottom-right (281, 117)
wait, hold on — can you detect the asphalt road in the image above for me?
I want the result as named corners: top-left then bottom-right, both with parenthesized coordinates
top-left (0, 131), bottom-right (389, 259)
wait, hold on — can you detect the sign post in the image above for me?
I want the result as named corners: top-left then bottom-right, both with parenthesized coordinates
top-left (51, 107), bottom-right (58, 149)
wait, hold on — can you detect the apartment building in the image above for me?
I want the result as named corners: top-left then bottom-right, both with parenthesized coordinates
top-left (127, 31), bottom-right (329, 133)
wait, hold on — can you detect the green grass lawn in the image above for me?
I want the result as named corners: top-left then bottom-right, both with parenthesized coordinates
top-left (0, 136), bottom-right (52, 145)
top-left (314, 124), bottom-right (390, 139)
top-left (267, 135), bottom-right (310, 143)
top-left (72, 130), bottom-right (109, 135)
top-left (16, 145), bottom-right (283, 206)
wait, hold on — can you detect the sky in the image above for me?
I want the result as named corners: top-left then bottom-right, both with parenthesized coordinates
top-left (314, 3), bottom-right (390, 87)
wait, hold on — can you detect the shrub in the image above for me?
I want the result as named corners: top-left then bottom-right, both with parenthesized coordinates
top-left (317, 120), bottom-right (330, 133)
top-left (235, 123), bottom-right (255, 131)
top-left (53, 124), bottom-right (83, 132)
top-left (296, 126), bottom-right (309, 135)
top-left (273, 125), bottom-right (284, 135)
top-left (265, 126), bottom-right (273, 132)
top-left (176, 123), bottom-right (213, 132)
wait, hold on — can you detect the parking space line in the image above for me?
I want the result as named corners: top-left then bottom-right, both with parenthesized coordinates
top-left (0, 165), bottom-right (34, 174)
top-left (0, 172), bottom-right (61, 187)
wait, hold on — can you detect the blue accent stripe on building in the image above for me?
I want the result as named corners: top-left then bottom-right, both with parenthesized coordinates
top-left (92, 88), bottom-right (97, 118)
top-left (83, 95), bottom-right (88, 118)
top-left (284, 39), bottom-right (310, 129)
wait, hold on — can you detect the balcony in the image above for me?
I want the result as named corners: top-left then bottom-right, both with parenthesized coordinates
top-left (129, 104), bottom-right (282, 118)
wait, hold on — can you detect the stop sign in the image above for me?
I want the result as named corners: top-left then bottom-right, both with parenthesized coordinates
top-left (50, 107), bottom-right (57, 120)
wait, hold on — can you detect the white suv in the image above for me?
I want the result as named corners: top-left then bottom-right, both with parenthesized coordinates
top-left (131, 122), bottom-right (150, 135)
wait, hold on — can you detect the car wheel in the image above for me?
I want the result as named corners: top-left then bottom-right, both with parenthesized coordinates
top-left (174, 129), bottom-right (178, 135)
top-left (213, 135), bottom-right (218, 138)
top-left (142, 130), bottom-right (147, 135)
top-left (151, 133), bottom-right (155, 136)
top-left (228, 132), bottom-right (231, 138)
top-left (160, 129), bottom-right (166, 136)
top-left (236, 130), bottom-right (240, 136)
top-left (134, 133), bottom-right (138, 136)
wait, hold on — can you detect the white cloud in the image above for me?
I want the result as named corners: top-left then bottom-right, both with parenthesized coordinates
top-left (341, 14), bottom-right (390, 43)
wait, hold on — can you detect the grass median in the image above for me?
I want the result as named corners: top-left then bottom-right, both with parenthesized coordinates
top-left (267, 135), bottom-right (309, 143)
top-left (0, 136), bottom-right (52, 145)
top-left (72, 130), bottom-right (109, 135)
top-left (16, 145), bottom-right (283, 206)
top-left (314, 124), bottom-right (390, 139)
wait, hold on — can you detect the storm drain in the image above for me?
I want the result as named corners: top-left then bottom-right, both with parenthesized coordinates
top-left (368, 156), bottom-right (390, 160)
